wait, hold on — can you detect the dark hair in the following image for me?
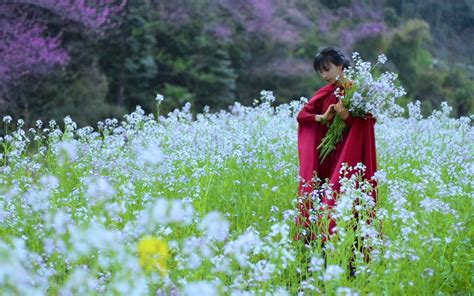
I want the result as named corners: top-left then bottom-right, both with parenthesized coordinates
top-left (313, 46), bottom-right (351, 72)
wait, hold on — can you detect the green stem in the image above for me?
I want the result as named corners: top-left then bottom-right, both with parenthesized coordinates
top-left (317, 116), bottom-right (347, 163)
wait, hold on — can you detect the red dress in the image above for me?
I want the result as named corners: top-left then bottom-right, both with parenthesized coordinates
top-left (295, 83), bottom-right (378, 242)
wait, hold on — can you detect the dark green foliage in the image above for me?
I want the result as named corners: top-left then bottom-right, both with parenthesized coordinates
top-left (152, 20), bottom-right (237, 113)
top-left (383, 7), bottom-right (400, 28)
top-left (2, 62), bottom-right (125, 129)
top-left (353, 35), bottom-right (386, 62)
top-left (442, 67), bottom-right (474, 117)
top-left (386, 19), bottom-right (473, 117)
top-left (97, 1), bottom-right (239, 115)
top-left (98, 2), bottom-right (158, 113)
top-left (46, 63), bottom-right (126, 127)
top-left (320, 0), bottom-right (352, 10)
top-left (387, 20), bottom-right (432, 84)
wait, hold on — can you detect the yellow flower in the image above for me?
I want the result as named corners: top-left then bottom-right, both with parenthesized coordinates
top-left (137, 236), bottom-right (169, 275)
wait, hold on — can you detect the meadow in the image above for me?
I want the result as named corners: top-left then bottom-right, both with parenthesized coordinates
top-left (0, 91), bottom-right (472, 295)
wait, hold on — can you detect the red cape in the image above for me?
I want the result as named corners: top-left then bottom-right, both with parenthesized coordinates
top-left (295, 83), bottom-right (378, 239)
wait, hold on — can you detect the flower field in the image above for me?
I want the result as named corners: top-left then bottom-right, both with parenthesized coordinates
top-left (0, 92), bottom-right (472, 295)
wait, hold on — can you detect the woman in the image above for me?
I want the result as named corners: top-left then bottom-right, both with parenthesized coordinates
top-left (295, 47), bottom-right (378, 244)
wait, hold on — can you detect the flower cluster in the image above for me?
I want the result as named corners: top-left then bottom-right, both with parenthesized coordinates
top-left (318, 53), bottom-right (406, 162)
top-left (340, 53), bottom-right (405, 119)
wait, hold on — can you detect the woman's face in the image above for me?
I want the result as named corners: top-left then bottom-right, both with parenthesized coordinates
top-left (318, 62), bottom-right (344, 85)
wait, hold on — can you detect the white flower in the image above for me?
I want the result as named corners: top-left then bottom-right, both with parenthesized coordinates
top-left (183, 281), bottom-right (218, 296)
top-left (57, 140), bottom-right (78, 161)
top-left (260, 90), bottom-right (275, 103)
top-left (85, 177), bottom-right (116, 205)
top-left (198, 211), bottom-right (230, 241)
top-left (155, 93), bottom-right (164, 103)
top-left (337, 287), bottom-right (360, 296)
top-left (63, 116), bottom-right (77, 131)
top-left (252, 260), bottom-right (275, 282)
top-left (40, 175), bottom-right (59, 189)
top-left (377, 54), bottom-right (387, 64)
top-left (308, 256), bottom-right (325, 272)
top-left (0, 239), bottom-right (44, 294)
top-left (169, 199), bottom-right (194, 225)
top-left (51, 210), bottom-right (71, 235)
top-left (145, 198), bottom-right (171, 226)
top-left (210, 255), bottom-right (231, 273)
top-left (3, 115), bottom-right (12, 124)
top-left (224, 230), bottom-right (263, 267)
top-left (136, 143), bottom-right (164, 165)
top-left (24, 188), bottom-right (50, 211)
top-left (322, 265), bottom-right (344, 281)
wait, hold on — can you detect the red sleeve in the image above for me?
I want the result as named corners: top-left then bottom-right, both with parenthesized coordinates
top-left (297, 92), bottom-right (326, 124)
top-left (297, 101), bottom-right (320, 124)
top-left (297, 84), bottom-right (336, 124)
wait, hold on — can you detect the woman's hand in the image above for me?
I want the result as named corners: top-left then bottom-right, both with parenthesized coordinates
top-left (334, 101), bottom-right (350, 120)
top-left (315, 104), bottom-right (336, 123)
top-left (323, 104), bottom-right (336, 121)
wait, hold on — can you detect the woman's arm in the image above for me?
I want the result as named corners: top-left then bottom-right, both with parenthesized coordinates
top-left (334, 101), bottom-right (355, 126)
top-left (298, 102), bottom-right (335, 124)
top-left (297, 85), bottom-right (337, 124)
top-left (297, 102), bottom-right (318, 123)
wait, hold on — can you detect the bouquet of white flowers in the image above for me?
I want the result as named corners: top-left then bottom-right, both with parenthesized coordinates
top-left (318, 53), bottom-right (406, 163)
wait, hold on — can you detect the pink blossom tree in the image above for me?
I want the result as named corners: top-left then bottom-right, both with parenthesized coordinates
top-left (0, 0), bottom-right (126, 99)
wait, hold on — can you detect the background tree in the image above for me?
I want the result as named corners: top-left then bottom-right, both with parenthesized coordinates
top-left (0, 0), bottom-right (126, 126)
